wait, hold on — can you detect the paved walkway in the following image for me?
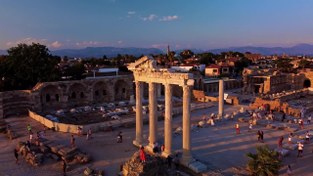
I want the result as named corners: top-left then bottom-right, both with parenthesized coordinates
top-left (1, 103), bottom-right (313, 176)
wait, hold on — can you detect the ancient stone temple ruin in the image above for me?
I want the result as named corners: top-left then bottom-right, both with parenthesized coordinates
top-left (128, 56), bottom-right (195, 164)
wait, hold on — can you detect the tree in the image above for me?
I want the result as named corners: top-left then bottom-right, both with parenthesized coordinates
top-left (198, 52), bottom-right (215, 65)
top-left (246, 145), bottom-right (281, 176)
top-left (298, 59), bottom-right (311, 69)
top-left (180, 49), bottom-right (194, 60)
top-left (234, 57), bottom-right (252, 75)
top-left (63, 63), bottom-right (86, 80)
top-left (3, 43), bottom-right (60, 90)
top-left (273, 58), bottom-right (293, 72)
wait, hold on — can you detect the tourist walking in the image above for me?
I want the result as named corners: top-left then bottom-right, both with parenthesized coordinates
top-left (29, 132), bottom-right (33, 143)
top-left (297, 142), bottom-right (304, 157)
top-left (248, 122), bottom-right (253, 131)
top-left (305, 131), bottom-right (310, 143)
top-left (288, 133), bottom-right (293, 144)
top-left (257, 130), bottom-right (262, 142)
top-left (308, 115), bottom-right (311, 124)
top-left (139, 146), bottom-right (146, 163)
top-left (27, 124), bottom-right (32, 134)
top-left (161, 144), bottom-right (165, 152)
top-left (70, 135), bottom-right (75, 148)
top-left (282, 112), bottom-right (286, 122)
top-left (258, 130), bottom-right (264, 142)
top-left (299, 119), bottom-right (304, 129)
top-left (235, 123), bottom-right (240, 134)
top-left (86, 128), bottom-right (92, 140)
top-left (117, 131), bottom-right (122, 143)
top-left (278, 136), bottom-right (284, 148)
top-left (261, 130), bottom-right (264, 142)
top-left (14, 148), bottom-right (19, 164)
top-left (287, 165), bottom-right (292, 176)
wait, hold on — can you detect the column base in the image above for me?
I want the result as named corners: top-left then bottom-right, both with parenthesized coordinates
top-left (181, 153), bottom-right (193, 165)
top-left (161, 151), bottom-right (172, 158)
top-left (132, 140), bottom-right (142, 147)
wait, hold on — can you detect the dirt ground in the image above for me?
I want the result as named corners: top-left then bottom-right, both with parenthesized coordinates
top-left (1, 103), bottom-right (313, 176)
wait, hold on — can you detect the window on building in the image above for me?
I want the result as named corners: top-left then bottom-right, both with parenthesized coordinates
top-left (213, 69), bottom-right (217, 73)
top-left (103, 90), bottom-right (107, 95)
top-left (46, 94), bottom-right (51, 102)
top-left (80, 92), bottom-right (84, 98)
top-left (55, 94), bottom-right (60, 102)
top-left (122, 88), bottom-right (126, 93)
top-left (95, 90), bottom-right (99, 96)
top-left (71, 92), bottom-right (76, 99)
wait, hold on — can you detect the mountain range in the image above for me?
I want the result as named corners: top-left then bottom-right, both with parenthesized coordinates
top-left (50, 47), bottom-right (163, 58)
top-left (0, 50), bottom-right (7, 55)
top-left (1, 44), bottom-right (313, 57)
top-left (208, 44), bottom-right (313, 56)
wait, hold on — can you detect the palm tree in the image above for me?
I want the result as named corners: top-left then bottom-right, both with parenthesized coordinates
top-left (246, 145), bottom-right (281, 176)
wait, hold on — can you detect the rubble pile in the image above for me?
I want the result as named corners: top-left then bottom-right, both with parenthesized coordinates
top-left (122, 151), bottom-right (162, 176)
top-left (44, 140), bottom-right (91, 164)
top-left (16, 142), bottom-right (44, 166)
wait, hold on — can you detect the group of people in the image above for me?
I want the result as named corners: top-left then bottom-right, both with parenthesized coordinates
top-left (139, 145), bottom-right (179, 169)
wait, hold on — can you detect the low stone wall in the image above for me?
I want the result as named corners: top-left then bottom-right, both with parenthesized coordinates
top-left (28, 110), bottom-right (134, 134)
top-left (250, 97), bottom-right (301, 117)
top-left (29, 102), bottom-right (214, 134)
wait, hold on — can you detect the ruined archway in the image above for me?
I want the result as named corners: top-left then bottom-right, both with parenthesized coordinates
top-left (40, 85), bottom-right (62, 109)
top-left (93, 81), bottom-right (111, 103)
top-left (68, 83), bottom-right (87, 105)
top-left (304, 79), bottom-right (311, 88)
top-left (114, 80), bottom-right (130, 101)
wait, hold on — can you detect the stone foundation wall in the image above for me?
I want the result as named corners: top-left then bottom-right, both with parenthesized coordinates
top-left (250, 91), bottom-right (309, 117)
top-left (0, 75), bottom-right (134, 119)
top-left (0, 90), bottom-right (32, 118)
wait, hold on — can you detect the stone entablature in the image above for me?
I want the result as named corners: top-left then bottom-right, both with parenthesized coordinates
top-left (128, 56), bottom-right (194, 87)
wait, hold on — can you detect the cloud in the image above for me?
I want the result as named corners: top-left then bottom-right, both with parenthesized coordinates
top-left (151, 43), bottom-right (168, 49)
top-left (142, 14), bottom-right (158, 21)
top-left (50, 41), bottom-right (62, 48)
top-left (117, 40), bottom-right (123, 44)
top-left (6, 37), bottom-right (48, 46)
top-left (128, 11), bottom-right (136, 15)
top-left (159, 15), bottom-right (179, 21)
top-left (75, 41), bottom-right (110, 48)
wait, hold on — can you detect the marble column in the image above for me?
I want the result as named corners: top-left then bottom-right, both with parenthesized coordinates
top-left (149, 82), bottom-right (157, 147)
top-left (182, 85), bottom-right (192, 164)
top-left (164, 84), bottom-right (172, 156)
top-left (133, 81), bottom-right (143, 146)
top-left (218, 79), bottom-right (224, 117)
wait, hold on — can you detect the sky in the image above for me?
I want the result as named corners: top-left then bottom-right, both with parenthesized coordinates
top-left (1, 0), bottom-right (313, 50)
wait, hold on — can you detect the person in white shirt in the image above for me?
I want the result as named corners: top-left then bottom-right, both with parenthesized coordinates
top-left (297, 142), bottom-right (304, 157)
top-left (308, 115), bottom-right (311, 124)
